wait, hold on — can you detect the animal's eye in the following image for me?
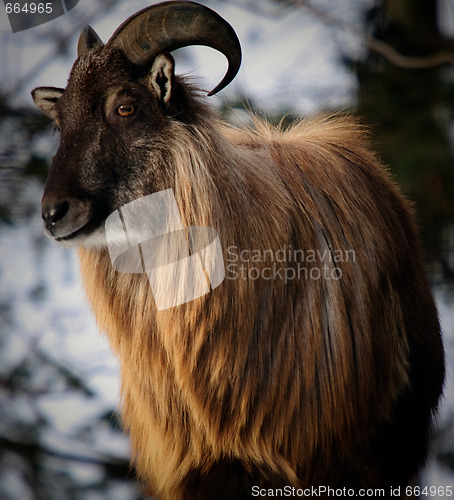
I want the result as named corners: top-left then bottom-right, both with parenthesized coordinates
top-left (117, 104), bottom-right (136, 117)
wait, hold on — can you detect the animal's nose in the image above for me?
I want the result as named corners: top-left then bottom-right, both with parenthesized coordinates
top-left (41, 197), bottom-right (93, 240)
top-left (42, 200), bottom-right (70, 232)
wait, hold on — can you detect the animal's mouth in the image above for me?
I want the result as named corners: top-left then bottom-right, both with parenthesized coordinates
top-left (53, 224), bottom-right (87, 242)
top-left (47, 218), bottom-right (107, 249)
top-left (42, 198), bottom-right (97, 245)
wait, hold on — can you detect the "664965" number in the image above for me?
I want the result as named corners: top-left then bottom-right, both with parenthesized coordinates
top-left (5, 3), bottom-right (53, 14)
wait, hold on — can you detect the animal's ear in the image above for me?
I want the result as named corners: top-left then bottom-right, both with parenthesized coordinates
top-left (31, 87), bottom-right (64, 119)
top-left (150, 53), bottom-right (176, 106)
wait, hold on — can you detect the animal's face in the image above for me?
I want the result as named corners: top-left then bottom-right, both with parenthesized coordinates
top-left (32, 48), bottom-right (179, 248)
top-left (31, 1), bottom-right (241, 248)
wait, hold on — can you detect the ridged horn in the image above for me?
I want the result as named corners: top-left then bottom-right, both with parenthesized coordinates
top-left (106, 1), bottom-right (241, 96)
top-left (77, 25), bottom-right (104, 58)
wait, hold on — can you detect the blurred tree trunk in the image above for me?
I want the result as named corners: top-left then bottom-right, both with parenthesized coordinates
top-left (352, 0), bottom-right (454, 280)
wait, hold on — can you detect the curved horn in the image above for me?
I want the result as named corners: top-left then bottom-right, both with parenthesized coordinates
top-left (77, 25), bottom-right (104, 58)
top-left (107, 1), bottom-right (241, 96)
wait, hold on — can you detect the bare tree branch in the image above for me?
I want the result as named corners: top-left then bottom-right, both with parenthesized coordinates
top-left (292, 0), bottom-right (454, 69)
top-left (365, 36), bottom-right (454, 69)
top-left (0, 436), bottom-right (132, 479)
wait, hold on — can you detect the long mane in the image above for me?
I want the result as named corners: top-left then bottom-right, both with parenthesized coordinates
top-left (78, 112), bottom-right (439, 497)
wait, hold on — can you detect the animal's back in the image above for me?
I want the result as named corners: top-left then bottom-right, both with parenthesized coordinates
top-left (78, 115), bottom-right (444, 499)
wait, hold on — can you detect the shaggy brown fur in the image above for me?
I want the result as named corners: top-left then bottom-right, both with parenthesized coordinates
top-left (31, 20), bottom-right (444, 498)
top-left (76, 113), bottom-right (444, 499)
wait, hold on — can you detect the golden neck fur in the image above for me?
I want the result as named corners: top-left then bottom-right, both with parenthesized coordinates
top-left (78, 114), bottom-right (437, 498)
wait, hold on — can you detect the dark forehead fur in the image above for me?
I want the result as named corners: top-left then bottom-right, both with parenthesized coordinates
top-left (65, 46), bottom-right (146, 100)
top-left (57, 46), bottom-right (204, 124)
